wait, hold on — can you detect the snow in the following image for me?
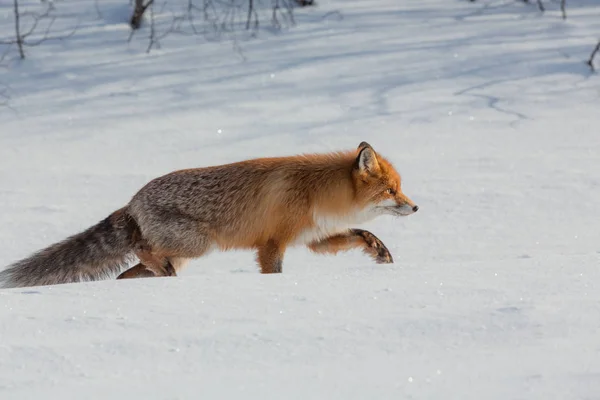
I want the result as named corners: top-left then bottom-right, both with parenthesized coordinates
top-left (1, 0), bottom-right (600, 398)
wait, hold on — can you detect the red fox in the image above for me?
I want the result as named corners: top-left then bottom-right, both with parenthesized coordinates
top-left (0, 142), bottom-right (418, 288)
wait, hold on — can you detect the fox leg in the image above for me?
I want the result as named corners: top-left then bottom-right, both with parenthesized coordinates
top-left (116, 263), bottom-right (155, 279)
top-left (117, 212), bottom-right (210, 280)
top-left (308, 229), bottom-right (393, 264)
top-left (117, 257), bottom-right (189, 280)
top-left (132, 244), bottom-right (178, 277)
top-left (257, 239), bottom-right (285, 273)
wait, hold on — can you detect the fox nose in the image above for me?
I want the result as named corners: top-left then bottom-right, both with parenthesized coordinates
top-left (412, 205), bottom-right (419, 213)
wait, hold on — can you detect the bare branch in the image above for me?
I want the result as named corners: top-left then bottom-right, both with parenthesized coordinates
top-left (128, 0), bottom-right (299, 53)
top-left (20, 8), bottom-right (53, 40)
top-left (518, 0), bottom-right (544, 12)
top-left (3, 0), bottom-right (78, 59)
top-left (186, 0), bottom-right (200, 34)
top-left (146, 1), bottom-right (158, 53)
top-left (246, 0), bottom-right (253, 30)
top-left (272, 0), bottom-right (281, 29)
top-left (271, 0), bottom-right (295, 29)
top-left (284, 0), bottom-right (296, 26)
top-left (13, 0), bottom-right (25, 59)
top-left (560, 0), bottom-right (566, 20)
top-left (130, 0), bottom-right (155, 30)
top-left (536, 0), bottom-right (544, 12)
top-left (587, 40), bottom-right (600, 72)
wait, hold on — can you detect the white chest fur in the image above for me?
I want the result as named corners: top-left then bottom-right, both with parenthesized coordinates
top-left (292, 206), bottom-right (380, 246)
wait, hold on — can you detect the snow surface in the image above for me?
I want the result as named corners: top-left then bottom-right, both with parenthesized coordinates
top-left (1, 0), bottom-right (600, 398)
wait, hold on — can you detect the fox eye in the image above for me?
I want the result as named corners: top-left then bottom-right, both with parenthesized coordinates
top-left (386, 188), bottom-right (396, 195)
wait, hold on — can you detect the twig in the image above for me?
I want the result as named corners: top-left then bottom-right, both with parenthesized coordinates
top-left (202, 0), bottom-right (219, 35)
top-left (146, 1), bottom-right (158, 52)
top-left (2, 0), bottom-right (79, 59)
top-left (284, 0), bottom-right (296, 26)
top-left (587, 40), bottom-right (600, 72)
top-left (517, 0), bottom-right (544, 12)
top-left (271, 0), bottom-right (296, 29)
top-left (130, 0), bottom-right (154, 29)
top-left (203, 0), bottom-right (214, 22)
top-left (560, 0), bottom-right (566, 20)
top-left (227, 0), bottom-right (236, 31)
top-left (186, 0), bottom-right (200, 34)
top-left (13, 0), bottom-right (25, 59)
top-left (128, 0), bottom-right (298, 52)
top-left (536, 0), bottom-right (544, 12)
top-left (246, 0), bottom-right (253, 30)
top-left (272, 0), bottom-right (281, 29)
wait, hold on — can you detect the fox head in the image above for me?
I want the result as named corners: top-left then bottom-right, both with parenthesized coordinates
top-left (352, 141), bottom-right (418, 218)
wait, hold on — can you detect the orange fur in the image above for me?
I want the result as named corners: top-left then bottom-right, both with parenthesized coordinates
top-left (118, 141), bottom-right (418, 279)
top-left (3, 142), bottom-right (420, 287)
top-left (308, 229), bottom-right (394, 264)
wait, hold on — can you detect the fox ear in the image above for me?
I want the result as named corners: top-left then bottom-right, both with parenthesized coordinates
top-left (358, 141), bottom-right (373, 152)
top-left (357, 146), bottom-right (380, 175)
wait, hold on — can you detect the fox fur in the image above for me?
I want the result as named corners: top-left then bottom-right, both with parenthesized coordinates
top-left (0, 142), bottom-right (418, 288)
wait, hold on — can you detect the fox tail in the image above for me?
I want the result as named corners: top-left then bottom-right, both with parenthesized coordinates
top-left (0, 208), bottom-right (137, 288)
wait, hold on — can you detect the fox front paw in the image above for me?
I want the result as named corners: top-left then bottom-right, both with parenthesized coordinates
top-left (375, 248), bottom-right (394, 264)
top-left (373, 242), bottom-right (393, 264)
top-left (353, 229), bottom-right (394, 264)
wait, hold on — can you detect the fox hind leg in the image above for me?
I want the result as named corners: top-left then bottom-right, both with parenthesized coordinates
top-left (116, 263), bottom-right (155, 279)
top-left (133, 244), bottom-right (178, 277)
top-left (117, 212), bottom-right (210, 280)
top-left (116, 257), bottom-right (189, 280)
top-left (116, 257), bottom-right (176, 279)
top-left (308, 229), bottom-right (393, 264)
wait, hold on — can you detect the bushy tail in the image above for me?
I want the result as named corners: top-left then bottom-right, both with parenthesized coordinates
top-left (0, 208), bottom-right (138, 288)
